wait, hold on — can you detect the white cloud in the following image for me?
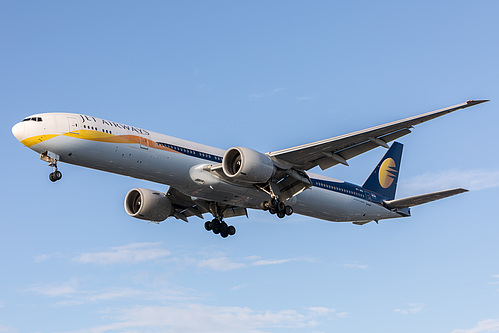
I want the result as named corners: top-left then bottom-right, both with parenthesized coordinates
top-left (197, 256), bottom-right (246, 271)
top-left (249, 87), bottom-right (285, 100)
top-left (197, 255), bottom-right (307, 271)
top-left (0, 325), bottom-right (16, 333)
top-left (71, 304), bottom-right (344, 333)
top-left (27, 280), bottom-right (197, 307)
top-left (26, 279), bottom-right (79, 298)
top-left (452, 319), bottom-right (499, 333)
top-left (394, 303), bottom-right (425, 315)
top-left (73, 242), bottom-right (170, 265)
top-left (489, 275), bottom-right (499, 286)
top-left (251, 258), bottom-right (297, 266)
top-left (297, 94), bottom-right (319, 102)
top-left (34, 253), bottom-right (61, 263)
top-left (343, 262), bottom-right (369, 270)
top-left (399, 169), bottom-right (499, 195)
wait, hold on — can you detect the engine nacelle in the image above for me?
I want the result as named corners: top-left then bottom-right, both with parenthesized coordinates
top-left (222, 147), bottom-right (275, 183)
top-left (124, 188), bottom-right (173, 222)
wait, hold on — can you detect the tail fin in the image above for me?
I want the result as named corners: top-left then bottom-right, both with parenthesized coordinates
top-left (362, 142), bottom-right (403, 200)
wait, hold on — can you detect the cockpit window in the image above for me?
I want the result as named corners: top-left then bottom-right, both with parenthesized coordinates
top-left (22, 117), bottom-right (43, 122)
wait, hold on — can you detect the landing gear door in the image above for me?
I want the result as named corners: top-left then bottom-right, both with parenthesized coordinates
top-left (67, 117), bottom-right (80, 134)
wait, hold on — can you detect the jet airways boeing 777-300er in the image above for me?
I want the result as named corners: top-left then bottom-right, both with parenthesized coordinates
top-left (12, 100), bottom-right (488, 238)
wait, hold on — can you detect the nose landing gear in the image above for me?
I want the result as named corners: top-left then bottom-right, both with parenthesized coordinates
top-left (41, 151), bottom-right (62, 182)
top-left (49, 169), bottom-right (62, 182)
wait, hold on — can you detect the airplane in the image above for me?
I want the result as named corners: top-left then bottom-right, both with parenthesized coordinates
top-left (12, 99), bottom-right (488, 238)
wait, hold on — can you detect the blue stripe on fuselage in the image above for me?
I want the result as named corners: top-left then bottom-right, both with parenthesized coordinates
top-left (156, 141), bottom-right (223, 163)
top-left (310, 178), bottom-right (388, 204)
top-left (154, 141), bottom-right (388, 205)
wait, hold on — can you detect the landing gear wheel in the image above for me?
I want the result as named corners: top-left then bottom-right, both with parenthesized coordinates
top-left (269, 197), bottom-right (278, 209)
top-left (277, 201), bottom-right (286, 213)
top-left (204, 204), bottom-right (237, 238)
top-left (49, 171), bottom-right (62, 182)
top-left (264, 196), bottom-right (293, 220)
top-left (204, 221), bottom-right (213, 231)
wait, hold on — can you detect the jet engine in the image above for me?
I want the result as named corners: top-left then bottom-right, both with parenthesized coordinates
top-left (124, 188), bottom-right (173, 222)
top-left (222, 147), bottom-right (275, 183)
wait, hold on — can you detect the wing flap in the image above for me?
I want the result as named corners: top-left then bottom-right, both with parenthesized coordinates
top-left (166, 187), bottom-right (247, 222)
top-left (314, 128), bottom-right (411, 170)
top-left (383, 188), bottom-right (468, 209)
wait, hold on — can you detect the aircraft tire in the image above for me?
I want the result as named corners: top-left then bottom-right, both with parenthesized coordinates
top-left (277, 211), bottom-right (285, 218)
top-left (285, 205), bottom-right (293, 216)
top-left (204, 221), bottom-right (213, 231)
top-left (269, 198), bottom-right (278, 209)
top-left (49, 171), bottom-right (62, 182)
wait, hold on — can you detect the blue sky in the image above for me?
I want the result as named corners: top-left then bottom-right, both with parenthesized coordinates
top-left (2, 1), bottom-right (499, 332)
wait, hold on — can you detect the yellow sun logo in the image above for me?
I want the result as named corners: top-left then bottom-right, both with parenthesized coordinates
top-left (378, 158), bottom-right (398, 189)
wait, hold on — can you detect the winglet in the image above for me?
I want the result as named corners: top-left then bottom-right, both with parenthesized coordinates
top-left (466, 99), bottom-right (489, 106)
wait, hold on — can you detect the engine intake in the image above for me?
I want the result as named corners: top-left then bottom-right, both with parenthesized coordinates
top-left (222, 147), bottom-right (275, 183)
top-left (124, 188), bottom-right (173, 222)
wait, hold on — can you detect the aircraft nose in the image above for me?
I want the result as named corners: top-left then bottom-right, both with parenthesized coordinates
top-left (12, 122), bottom-right (25, 141)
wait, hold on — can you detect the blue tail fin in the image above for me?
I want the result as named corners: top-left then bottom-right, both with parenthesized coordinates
top-left (362, 142), bottom-right (403, 200)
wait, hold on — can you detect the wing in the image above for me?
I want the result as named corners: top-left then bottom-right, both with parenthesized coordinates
top-left (269, 100), bottom-right (488, 171)
top-left (166, 187), bottom-right (247, 222)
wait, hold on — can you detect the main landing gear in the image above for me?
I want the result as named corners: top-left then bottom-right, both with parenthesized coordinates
top-left (204, 203), bottom-right (236, 238)
top-left (204, 219), bottom-right (236, 238)
top-left (260, 197), bottom-right (293, 219)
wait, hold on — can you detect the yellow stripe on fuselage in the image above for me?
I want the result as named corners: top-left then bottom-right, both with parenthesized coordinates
top-left (21, 134), bottom-right (59, 148)
top-left (20, 130), bottom-right (178, 155)
top-left (63, 130), bottom-right (138, 144)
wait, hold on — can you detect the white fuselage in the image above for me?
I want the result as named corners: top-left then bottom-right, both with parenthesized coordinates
top-left (12, 112), bottom-right (402, 223)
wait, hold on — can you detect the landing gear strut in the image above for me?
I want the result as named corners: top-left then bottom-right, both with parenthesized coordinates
top-left (204, 203), bottom-right (236, 238)
top-left (41, 152), bottom-right (62, 182)
top-left (260, 197), bottom-right (293, 218)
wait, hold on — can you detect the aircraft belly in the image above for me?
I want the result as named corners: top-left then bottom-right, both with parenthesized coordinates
top-left (292, 187), bottom-right (399, 222)
top-left (28, 133), bottom-right (402, 222)
top-left (31, 136), bottom-right (195, 187)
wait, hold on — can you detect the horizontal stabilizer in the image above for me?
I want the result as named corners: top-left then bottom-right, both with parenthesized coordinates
top-left (383, 188), bottom-right (468, 209)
